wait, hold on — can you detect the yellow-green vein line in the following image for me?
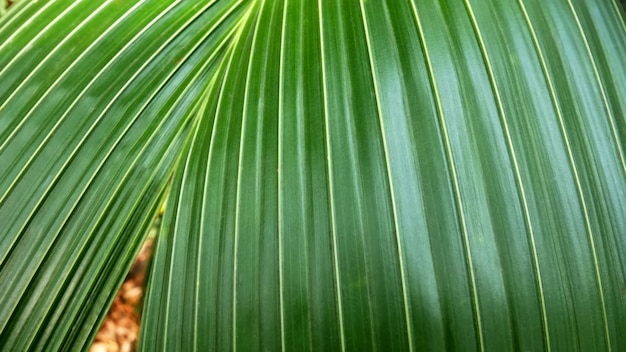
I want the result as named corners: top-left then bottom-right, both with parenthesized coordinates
top-left (463, 0), bottom-right (551, 349)
top-left (318, 1), bottom-right (346, 350)
top-left (357, 1), bottom-right (414, 351)
top-left (232, 2), bottom-right (263, 350)
top-left (409, 2), bottom-right (484, 351)
top-left (277, 0), bottom-right (288, 349)
top-left (566, 0), bottom-right (626, 176)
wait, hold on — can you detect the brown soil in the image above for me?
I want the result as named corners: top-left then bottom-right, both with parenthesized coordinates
top-left (90, 238), bottom-right (154, 352)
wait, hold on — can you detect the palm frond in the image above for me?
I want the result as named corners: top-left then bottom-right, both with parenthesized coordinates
top-left (0, 0), bottom-right (625, 351)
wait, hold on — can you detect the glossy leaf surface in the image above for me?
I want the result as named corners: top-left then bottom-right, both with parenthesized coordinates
top-left (0, 0), bottom-right (625, 351)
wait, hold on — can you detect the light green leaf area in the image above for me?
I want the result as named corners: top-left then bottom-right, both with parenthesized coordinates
top-left (0, 0), bottom-right (625, 351)
top-left (0, 0), bottom-right (248, 349)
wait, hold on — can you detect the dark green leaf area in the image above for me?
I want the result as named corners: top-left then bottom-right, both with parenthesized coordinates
top-left (143, 0), bottom-right (626, 351)
top-left (0, 0), bottom-right (624, 351)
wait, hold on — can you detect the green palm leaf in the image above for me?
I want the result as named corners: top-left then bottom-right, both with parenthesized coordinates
top-left (1, 0), bottom-right (625, 351)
